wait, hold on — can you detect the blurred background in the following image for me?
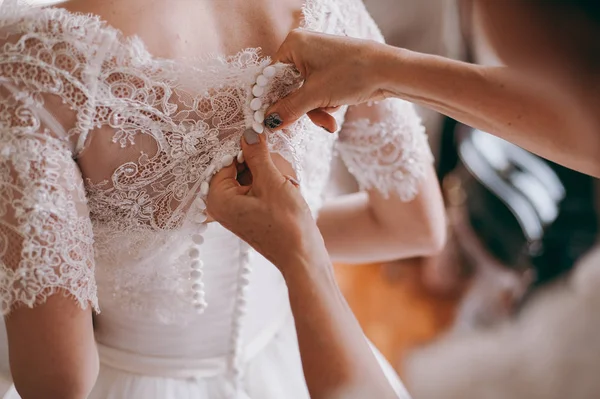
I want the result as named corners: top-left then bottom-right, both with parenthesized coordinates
top-left (5, 0), bottom-right (600, 391)
top-left (332, 0), bottom-right (599, 381)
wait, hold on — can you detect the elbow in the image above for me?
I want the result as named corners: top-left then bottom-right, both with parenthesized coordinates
top-left (414, 179), bottom-right (448, 257)
top-left (402, 210), bottom-right (447, 258)
top-left (380, 212), bottom-right (447, 260)
top-left (421, 216), bottom-right (447, 256)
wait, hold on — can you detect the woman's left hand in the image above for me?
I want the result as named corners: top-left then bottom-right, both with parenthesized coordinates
top-left (206, 131), bottom-right (325, 271)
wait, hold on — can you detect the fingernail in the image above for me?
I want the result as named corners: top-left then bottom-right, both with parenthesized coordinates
top-left (264, 113), bottom-right (283, 129)
top-left (244, 129), bottom-right (259, 145)
top-left (320, 125), bottom-right (333, 133)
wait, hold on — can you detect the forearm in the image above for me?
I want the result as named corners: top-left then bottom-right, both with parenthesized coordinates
top-left (281, 246), bottom-right (397, 399)
top-left (378, 48), bottom-right (600, 177)
top-left (317, 169), bottom-right (446, 263)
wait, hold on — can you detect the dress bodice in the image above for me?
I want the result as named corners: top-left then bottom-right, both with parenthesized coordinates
top-left (0, 0), bottom-right (432, 379)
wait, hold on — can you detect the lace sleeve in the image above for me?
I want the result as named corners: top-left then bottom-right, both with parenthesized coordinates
top-left (337, 99), bottom-right (433, 201)
top-left (0, 6), bottom-right (103, 314)
top-left (0, 85), bottom-right (98, 315)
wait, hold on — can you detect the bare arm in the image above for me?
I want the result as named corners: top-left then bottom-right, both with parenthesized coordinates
top-left (380, 50), bottom-right (600, 177)
top-left (6, 299), bottom-right (98, 399)
top-left (283, 247), bottom-right (398, 399)
top-left (267, 31), bottom-right (600, 178)
top-left (318, 167), bottom-right (445, 263)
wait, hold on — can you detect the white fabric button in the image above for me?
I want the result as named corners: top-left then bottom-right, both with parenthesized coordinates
top-left (194, 303), bottom-right (206, 312)
top-left (250, 98), bottom-right (262, 111)
top-left (262, 66), bottom-right (276, 78)
top-left (191, 260), bottom-right (203, 270)
top-left (192, 292), bottom-right (203, 301)
top-left (189, 248), bottom-right (201, 259)
top-left (200, 181), bottom-right (209, 196)
top-left (221, 154), bottom-right (234, 168)
top-left (252, 122), bottom-right (264, 134)
top-left (256, 75), bottom-right (269, 87)
top-left (193, 212), bottom-right (207, 224)
top-left (253, 110), bottom-right (265, 123)
top-left (194, 198), bottom-right (206, 210)
top-left (240, 274), bottom-right (251, 285)
top-left (192, 234), bottom-right (205, 245)
top-left (192, 282), bottom-right (204, 291)
top-left (196, 223), bottom-right (208, 234)
top-left (206, 165), bottom-right (216, 176)
top-left (190, 270), bottom-right (203, 280)
top-left (237, 150), bottom-right (244, 164)
top-left (252, 84), bottom-right (264, 97)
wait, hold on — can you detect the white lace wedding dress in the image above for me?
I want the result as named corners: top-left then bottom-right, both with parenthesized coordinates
top-left (0, 0), bottom-right (431, 397)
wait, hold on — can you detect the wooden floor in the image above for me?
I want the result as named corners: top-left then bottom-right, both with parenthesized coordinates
top-left (334, 257), bottom-right (463, 377)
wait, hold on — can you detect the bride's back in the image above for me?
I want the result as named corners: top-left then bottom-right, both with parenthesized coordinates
top-left (61, 0), bottom-right (305, 61)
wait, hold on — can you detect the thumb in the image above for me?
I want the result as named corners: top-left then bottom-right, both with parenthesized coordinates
top-left (240, 130), bottom-right (279, 182)
top-left (264, 83), bottom-right (321, 131)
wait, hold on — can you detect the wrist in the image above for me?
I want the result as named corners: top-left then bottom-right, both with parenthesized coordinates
top-left (279, 224), bottom-right (333, 281)
top-left (371, 44), bottom-right (414, 99)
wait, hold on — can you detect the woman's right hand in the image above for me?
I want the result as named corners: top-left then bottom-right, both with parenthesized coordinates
top-left (206, 131), bottom-right (329, 274)
top-left (265, 29), bottom-right (395, 131)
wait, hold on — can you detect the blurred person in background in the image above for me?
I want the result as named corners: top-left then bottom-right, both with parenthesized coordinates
top-left (443, 0), bottom-right (597, 333)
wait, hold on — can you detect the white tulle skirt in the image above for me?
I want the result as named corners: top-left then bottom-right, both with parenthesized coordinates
top-left (3, 314), bottom-right (410, 399)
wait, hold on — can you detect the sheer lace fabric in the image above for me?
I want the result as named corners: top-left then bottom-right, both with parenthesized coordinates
top-left (338, 99), bottom-right (432, 201)
top-left (0, 0), bottom-right (431, 333)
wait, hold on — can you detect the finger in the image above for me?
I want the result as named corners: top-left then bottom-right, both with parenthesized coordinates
top-left (272, 29), bottom-right (302, 66)
top-left (264, 83), bottom-right (321, 130)
top-left (307, 109), bottom-right (338, 133)
top-left (321, 106), bottom-right (341, 113)
top-left (208, 163), bottom-right (247, 195)
top-left (206, 163), bottom-right (251, 223)
top-left (240, 130), bottom-right (280, 183)
top-left (283, 175), bottom-right (301, 188)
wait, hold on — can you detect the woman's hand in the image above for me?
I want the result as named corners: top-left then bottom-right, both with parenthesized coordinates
top-left (207, 131), bottom-right (399, 399)
top-left (206, 131), bottom-right (327, 272)
top-left (265, 29), bottom-right (395, 131)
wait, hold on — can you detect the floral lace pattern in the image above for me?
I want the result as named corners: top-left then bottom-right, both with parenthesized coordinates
top-left (337, 99), bottom-right (433, 201)
top-left (0, 88), bottom-right (97, 314)
top-left (0, 0), bottom-right (432, 319)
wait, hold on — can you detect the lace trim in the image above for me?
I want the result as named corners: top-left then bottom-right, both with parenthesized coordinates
top-left (337, 101), bottom-right (433, 202)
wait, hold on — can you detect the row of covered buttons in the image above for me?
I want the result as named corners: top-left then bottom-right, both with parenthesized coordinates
top-left (186, 65), bottom-right (276, 314)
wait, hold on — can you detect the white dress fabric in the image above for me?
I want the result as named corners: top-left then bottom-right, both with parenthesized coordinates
top-left (0, 0), bottom-right (431, 398)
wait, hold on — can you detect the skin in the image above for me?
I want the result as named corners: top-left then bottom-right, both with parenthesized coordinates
top-left (5, 296), bottom-right (98, 399)
top-left (266, 1), bottom-right (600, 178)
top-left (3, 0), bottom-right (444, 397)
top-left (209, 0), bottom-right (600, 397)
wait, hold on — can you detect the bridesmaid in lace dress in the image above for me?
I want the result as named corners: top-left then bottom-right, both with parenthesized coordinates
top-left (0, 0), bottom-right (444, 398)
